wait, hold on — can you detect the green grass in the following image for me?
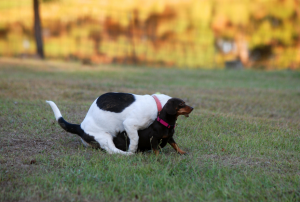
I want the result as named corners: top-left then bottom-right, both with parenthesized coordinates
top-left (0, 58), bottom-right (300, 201)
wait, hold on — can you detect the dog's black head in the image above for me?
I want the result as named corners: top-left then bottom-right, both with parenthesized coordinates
top-left (164, 98), bottom-right (193, 117)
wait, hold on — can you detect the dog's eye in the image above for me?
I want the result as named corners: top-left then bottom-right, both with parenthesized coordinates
top-left (179, 102), bottom-right (185, 107)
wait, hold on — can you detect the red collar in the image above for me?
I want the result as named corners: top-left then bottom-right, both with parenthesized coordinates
top-left (152, 95), bottom-right (162, 115)
top-left (152, 95), bottom-right (175, 129)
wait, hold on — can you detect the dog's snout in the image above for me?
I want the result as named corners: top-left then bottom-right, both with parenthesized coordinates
top-left (186, 105), bottom-right (193, 112)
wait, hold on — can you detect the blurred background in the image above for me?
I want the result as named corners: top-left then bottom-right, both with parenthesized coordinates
top-left (0, 0), bottom-right (299, 70)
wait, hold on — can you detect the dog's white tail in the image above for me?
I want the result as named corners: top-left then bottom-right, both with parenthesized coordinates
top-left (46, 101), bottom-right (62, 121)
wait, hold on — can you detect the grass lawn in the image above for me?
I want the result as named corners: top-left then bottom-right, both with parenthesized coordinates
top-left (0, 57), bottom-right (300, 202)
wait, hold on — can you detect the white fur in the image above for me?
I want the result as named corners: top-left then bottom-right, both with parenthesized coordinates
top-left (46, 101), bottom-right (62, 120)
top-left (47, 93), bottom-right (171, 155)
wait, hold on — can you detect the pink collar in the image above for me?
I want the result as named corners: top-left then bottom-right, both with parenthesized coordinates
top-left (157, 117), bottom-right (175, 129)
top-left (152, 95), bottom-right (175, 129)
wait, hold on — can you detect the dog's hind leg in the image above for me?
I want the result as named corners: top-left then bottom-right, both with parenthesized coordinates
top-left (123, 120), bottom-right (139, 153)
top-left (94, 132), bottom-right (133, 155)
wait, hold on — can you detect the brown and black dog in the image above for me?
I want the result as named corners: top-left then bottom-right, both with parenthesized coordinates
top-left (113, 98), bottom-right (193, 155)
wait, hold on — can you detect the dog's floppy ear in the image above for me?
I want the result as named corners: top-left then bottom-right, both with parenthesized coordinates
top-left (165, 99), bottom-right (176, 115)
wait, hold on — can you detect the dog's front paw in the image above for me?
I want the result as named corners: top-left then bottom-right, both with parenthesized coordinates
top-left (178, 151), bottom-right (188, 155)
top-left (126, 152), bottom-right (134, 155)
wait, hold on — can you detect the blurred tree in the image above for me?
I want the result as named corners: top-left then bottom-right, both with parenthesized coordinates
top-left (1, 0), bottom-right (296, 68)
top-left (33, 0), bottom-right (58, 59)
top-left (89, 29), bottom-right (102, 55)
top-left (33, 0), bottom-right (44, 59)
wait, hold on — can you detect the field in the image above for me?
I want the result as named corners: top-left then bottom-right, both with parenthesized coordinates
top-left (0, 58), bottom-right (300, 201)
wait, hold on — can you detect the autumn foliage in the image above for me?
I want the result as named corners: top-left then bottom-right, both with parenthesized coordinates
top-left (0, 0), bottom-right (299, 69)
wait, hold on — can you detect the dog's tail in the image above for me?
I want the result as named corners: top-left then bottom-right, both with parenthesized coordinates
top-left (46, 101), bottom-right (83, 135)
top-left (46, 101), bottom-right (99, 148)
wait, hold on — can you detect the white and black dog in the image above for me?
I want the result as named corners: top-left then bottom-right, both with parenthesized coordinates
top-left (46, 92), bottom-right (172, 155)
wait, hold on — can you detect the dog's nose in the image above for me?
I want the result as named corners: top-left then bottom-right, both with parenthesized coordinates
top-left (190, 107), bottom-right (194, 111)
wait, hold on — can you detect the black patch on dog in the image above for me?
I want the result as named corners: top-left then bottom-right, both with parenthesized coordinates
top-left (58, 117), bottom-right (100, 148)
top-left (96, 92), bottom-right (135, 113)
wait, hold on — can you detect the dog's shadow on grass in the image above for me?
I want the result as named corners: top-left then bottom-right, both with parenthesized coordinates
top-left (72, 139), bottom-right (186, 158)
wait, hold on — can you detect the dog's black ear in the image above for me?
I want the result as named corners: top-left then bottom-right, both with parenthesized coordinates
top-left (165, 99), bottom-right (176, 115)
